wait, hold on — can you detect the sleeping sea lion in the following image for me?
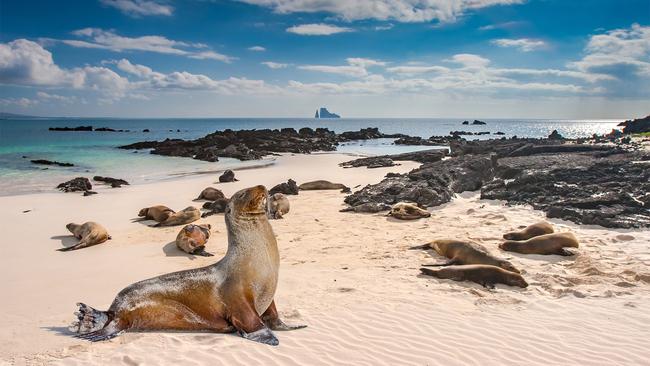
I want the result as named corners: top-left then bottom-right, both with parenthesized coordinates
top-left (499, 232), bottom-right (579, 256)
top-left (388, 202), bottom-right (431, 220)
top-left (175, 224), bottom-right (213, 256)
top-left (59, 222), bottom-right (111, 252)
top-left (201, 198), bottom-right (230, 218)
top-left (153, 206), bottom-right (201, 227)
top-left (299, 180), bottom-right (350, 193)
top-left (411, 239), bottom-right (520, 273)
top-left (268, 193), bottom-right (290, 219)
top-left (194, 187), bottom-right (226, 201)
top-left (503, 221), bottom-right (554, 241)
top-left (137, 205), bottom-right (174, 223)
top-left (68, 185), bottom-right (305, 345)
top-left (420, 265), bottom-right (528, 289)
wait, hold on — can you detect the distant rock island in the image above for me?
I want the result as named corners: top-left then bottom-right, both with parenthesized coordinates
top-left (315, 107), bottom-right (340, 119)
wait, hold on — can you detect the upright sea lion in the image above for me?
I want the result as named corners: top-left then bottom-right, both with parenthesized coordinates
top-left (59, 222), bottom-right (111, 252)
top-left (218, 170), bottom-right (238, 183)
top-left (499, 232), bottom-right (579, 256)
top-left (411, 239), bottom-right (520, 273)
top-left (153, 206), bottom-right (201, 227)
top-left (201, 198), bottom-right (230, 218)
top-left (503, 221), bottom-right (554, 241)
top-left (194, 187), bottom-right (226, 201)
top-left (69, 185), bottom-right (305, 345)
top-left (268, 193), bottom-right (290, 219)
top-left (388, 202), bottom-right (431, 220)
top-left (299, 180), bottom-right (350, 193)
top-left (175, 224), bottom-right (213, 256)
top-left (137, 205), bottom-right (175, 223)
top-left (420, 265), bottom-right (528, 289)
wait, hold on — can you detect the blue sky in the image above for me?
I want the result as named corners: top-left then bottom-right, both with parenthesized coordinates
top-left (1, 0), bottom-right (649, 118)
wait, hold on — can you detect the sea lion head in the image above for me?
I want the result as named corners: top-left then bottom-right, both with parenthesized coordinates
top-left (499, 241), bottom-right (517, 251)
top-left (497, 259), bottom-right (521, 274)
top-left (508, 273), bottom-right (529, 288)
top-left (227, 185), bottom-right (269, 221)
top-left (65, 223), bottom-right (79, 234)
top-left (502, 232), bottom-right (522, 241)
top-left (138, 208), bottom-right (148, 217)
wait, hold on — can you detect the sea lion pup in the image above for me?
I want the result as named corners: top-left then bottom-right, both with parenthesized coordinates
top-left (137, 205), bottom-right (175, 223)
top-left (268, 193), bottom-right (290, 219)
top-left (153, 206), bottom-right (201, 227)
top-left (69, 185), bottom-right (306, 345)
top-left (388, 202), bottom-right (431, 220)
top-left (299, 180), bottom-right (350, 193)
top-left (420, 265), bottom-right (528, 289)
top-left (411, 239), bottom-right (520, 274)
top-left (503, 221), bottom-right (554, 241)
top-left (499, 232), bottom-right (579, 256)
top-left (176, 224), bottom-right (213, 256)
top-left (194, 187), bottom-right (226, 201)
top-left (201, 198), bottom-right (230, 218)
top-left (59, 222), bottom-right (111, 251)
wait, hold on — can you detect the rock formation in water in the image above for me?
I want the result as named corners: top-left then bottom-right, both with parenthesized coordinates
top-left (316, 107), bottom-right (340, 118)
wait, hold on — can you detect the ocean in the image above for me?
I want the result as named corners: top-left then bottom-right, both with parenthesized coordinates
top-left (0, 117), bottom-right (622, 196)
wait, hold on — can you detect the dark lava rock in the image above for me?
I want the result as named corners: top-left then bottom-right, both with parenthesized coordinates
top-left (83, 191), bottom-right (98, 196)
top-left (548, 130), bottom-right (564, 140)
top-left (341, 149), bottom-right (447, 168)
top-left (143, 129), bottom-right (150, 132)
top-left (31, 159), bottom-right (74, 167)
top-left (449, 138), bottom-right (615, 158)
top-left (494, 131), bottom-right (505, 135)
top-left (269, 179), bottom-right (299, 195)
top-left (218, 169), bottom-right (238, 182)
top-left (343, 155), bottom-right (496, 210)
top-left (201, 198), bottom-right (230, 218)
top-left (472, 120), bottom-right (487, 125)
top-left (57, 177), bottom-right (92, 193)
top-left (95, 127), bottom-right (117, 132)
top-left (620, 115), bottom-right (650, 134)
top-left (342, 157), bottom-right (397, 169)
top-left (49, 126), bottom-right (92, 131)
top-left (462, 120), bottom-right (469, 125)
top-left (450, 130), bottom-right (475, 136)
top-left (93, 176), bottom-right (129, 187)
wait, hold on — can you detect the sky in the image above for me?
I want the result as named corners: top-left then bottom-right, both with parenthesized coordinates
top-left (0, 0), bottom-right (649, 118)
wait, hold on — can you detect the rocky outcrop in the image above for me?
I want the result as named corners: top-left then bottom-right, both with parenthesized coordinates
top-left (472, 120), bottom-right (487, 125)
top-left (340, 148), bottom-right (448, 169)
top-left (57, 177), bottom-right (92, 193)
top-left (619, 115), bottom-right (650, 134)
top-left (31, 159), bottom-right (74, 167)
top-left (93, 176), bottom-right (129, 187)
top-left (269, 179), bottom-right (299, 195)
top-left (49, 126), bottom-right (92, 131)
top-left (548, 130), bottom-right (564, 139)
top-left (316, 107), bottom-right (340, 118)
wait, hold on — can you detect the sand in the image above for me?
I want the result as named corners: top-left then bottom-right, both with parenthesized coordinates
top-left (1, 153), bottom-right (649, 366)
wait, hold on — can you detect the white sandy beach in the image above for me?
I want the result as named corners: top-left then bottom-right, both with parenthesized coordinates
top-left (1, 152), bottom-right (649, 366)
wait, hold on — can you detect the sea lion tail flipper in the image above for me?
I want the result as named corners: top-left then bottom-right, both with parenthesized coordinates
top-left (69, 303), bottom-right (109, 334)
top-left (240, 326), bottom-right (279, 346)
top-left (150, 222), bottom-right (162, 228)
top-left (75, 322), bottom-right (123, 342)
top-left (557, 249), bottom-right (575, 256)
top-left (482, 282), bottom-right (496, 289)
top-left (419, 267), bottom-right (440, 277)
top-left (408, 243), bottom-right (431, 250)
top-left (421, 259), bottom-right (458, 267)
top-left (57, 240), bottom-right (89, 252)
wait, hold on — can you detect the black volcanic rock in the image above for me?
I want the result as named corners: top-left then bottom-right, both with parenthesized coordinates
top-left (49, 126), bottom-right (92, 131)
top-left (472, 120), bottom-right (487, 125)
top-left (341, 148), bottom-right (447, 168)
top-left (548, 130), bottom-right (564, 139)
top-left (620, 115), bottom-right (650, 134)
top-left (57, 177), bottom-right (92, 193)
top-left (93, 176), bottom-right (129, 187)
top-left (462, 120), bottom-right (469, 125)
top-left (269, 179), bottom-right (299, 195)
top-left (31, 159), bottom-right (74, 167)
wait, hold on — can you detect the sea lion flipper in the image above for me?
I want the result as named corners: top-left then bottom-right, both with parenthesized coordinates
top-left (556, 249), bottom-right (575, 256)
top-left (192, 247), bottom-right (214, 257)
top-left (482, 282), bottom-right (496, 289)
top-left (75, 322), bottom-right (123, 342)
top-left (421, 259), bottom-right (458, 267)
top-left (261, 301), bottom-right (306, 331)
top-left (240, 326), bottom-right (279, 346)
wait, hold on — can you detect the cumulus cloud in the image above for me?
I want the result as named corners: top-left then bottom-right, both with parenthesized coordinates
top-left (61, 28), bottom-right (235, 62)
top-left (248, 46), bottom-right (266, 51)
top-left (299, 57), bottom-right (385, 77)
top-left (99, 0), bottom-right (173, 17)
top-left (238, 0), bottom-right (523, 23)
top-left (261, 61), bottom-right (289, 69)
top-left (386, 65), bottom-right (450, 75)
top-left (286, 23), bottom-right (353, 35)
top-left (0, 97), bottom-right (38, 107)
top-left (492, 38), bottom-right (547, 52)
top-left (37, 91), bottom-right (76, 103)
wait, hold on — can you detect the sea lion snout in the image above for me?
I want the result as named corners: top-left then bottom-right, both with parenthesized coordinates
top-left (138, 208), bottom-right (147, 217)
top-left (65, 223), bottom-right (76, 232)
top-left (234, 185), bottom-right (269, 215)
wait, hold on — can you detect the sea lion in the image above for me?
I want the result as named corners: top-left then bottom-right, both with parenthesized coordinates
top-left (68, 185), bottom-right (305, 345)
top-left (268, 193), bottom-right (290, 219)
top-left (201, 198), bottom-right (230, 218)
top-left (503, 221), bottom-right (554, 241)
top-left (138, 205), bottom-right (175, 223)
top-left (175, 224), bottom-right (213, 256)
top-left (499, 232), bottom-right (579, 256)
top-left (411, 239), bottom-right (520, 273)
top-left (153, 206), bottom-right (201, 227)
top-left (269, 179), bottom-right (299, 195)
top-left (218, 169), bottom-right (238, 183)
top-left (388, 202), bottom-right (431, 220)
top-left (59, 222), bottom-right (111, 251)
top-left (420, 265), bottom-right (528, 289)
top-left (194, 187), bottom-right (226, 201)
top-left (340, 202), bottom-right (391, 213)
top-left (299, 180), bottom-right (350, 193)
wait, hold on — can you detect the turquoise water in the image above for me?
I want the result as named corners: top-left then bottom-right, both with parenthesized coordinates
top-left (0, 117), bottom-right (622, 195)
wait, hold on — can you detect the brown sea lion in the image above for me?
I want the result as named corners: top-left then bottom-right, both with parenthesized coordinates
top-left (499, 232), bottom-right (579, 256)
top-left (420, 265), bottom-right (528, 289)
top-left (411, 239), bottom-right (520, 273)
top-left (299, 180), bottom-right (350, 193)
top-left (175, 224), bottom-right (213, 256)
top-left (153, 206), bottom-right (201, 227)
top-left (388, 202), bottom-right (431, 220)
top-left (503, 221), bottom-right (554, 241)
top-left (59, 222), bottom-right (111, 252)
top-left (194, 187), bottom-right (226, 201)
top-left (201, 198), bottom-right (230, 218)
top-left (68, 185), bottom-right (305, 345)
top-left (137, 205), bottom-right (175, 223)
top-left (268, 193), bottom-right (290, 219)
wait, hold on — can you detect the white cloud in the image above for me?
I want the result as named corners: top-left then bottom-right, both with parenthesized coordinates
top-left (286, 23), bottom-right (353, 36)
top-left (386, 65), bottom-right (450, 75)
top-left (375, 23), bottom-right (394, 31)
top-left (0, 97), bottom-right (38, 107)
top-left (478, 21), bottom-right (524, 31)
top-left (61, 28), bottom-right (235, 62)
top-left (99, 0), bottom-right (173, 17)
top-left (492, 38), bottom-right (547, 52)
top-left (37, 91), bottom-right (76, 103)
top-left (238, 0), bottom-right (523, 23)
top-left (447, 53), bottom-right (491, 68)
top-left (298, 58), bottom-right (385, 77)
top-left (261, 61), bottom-right (289, 69)
top-left (248, 46), bottom-right (266, 51)
top-left (347, 57), bottom-right (386, 67)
